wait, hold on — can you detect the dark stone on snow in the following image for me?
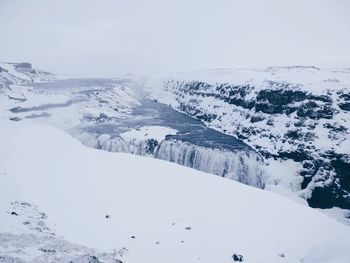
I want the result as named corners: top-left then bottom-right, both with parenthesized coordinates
top-left (255, 89), bottom-right (306, 114)
top-left (297, 102), bottom-right (334, 119)
top-left (284, 130), bottom-right (301, 140)
top-left (339, 93), bottom-right (350, 101)
top-left (266, 119), bottom-right (274, 126)
top-left (278, 253), bottom-right (285, 258)
top-left (39, 248), bottom-right (56, 253)
top-left (11, 211), bottom-right (18, 216)
top-left (250, 115), bottom-right (265, 123)
top-left (307, 153), bottom-right (350, 209)
top-left (339, 102), bottom-right (350, 111)
top-left (232, 254), bottom-right (244, 262)
top-left (307, 94), bottom-right (332, 103)
top-left (331, 154), bottom-right (350, 194)
top-left (308, 185), bottom-right (350, 210)
top-left (323, 123), bottom-right (347, 132)
top-left (86, 255), bottom-right (101, 263)
top-left (278, 150), bottom-right (311, 162)
top-left (9, 117), bottom-right (21, 122)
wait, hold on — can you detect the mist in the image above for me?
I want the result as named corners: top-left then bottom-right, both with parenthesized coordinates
top-left (1, 0), bottom-right (349, 77)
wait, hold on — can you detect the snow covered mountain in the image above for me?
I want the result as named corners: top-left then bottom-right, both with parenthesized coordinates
top-left (144, 67), bottom-right (350, 212)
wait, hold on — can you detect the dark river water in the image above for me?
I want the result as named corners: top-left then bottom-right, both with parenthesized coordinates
top-left (30, 79), bottom-right (251, 152)
top-left (86, 99), bottom-right (252, 152)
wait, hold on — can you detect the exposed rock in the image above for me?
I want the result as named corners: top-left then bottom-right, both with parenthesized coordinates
top-left (232, 253), bottom-right (244, 262)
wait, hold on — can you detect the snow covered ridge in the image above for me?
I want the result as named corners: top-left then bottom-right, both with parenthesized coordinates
top-left (2, 120), bottom-right (350, 263)
top-left (144, 66), bottom-right (350, 210)
top-left (0, 62), bottom-right (55, 88)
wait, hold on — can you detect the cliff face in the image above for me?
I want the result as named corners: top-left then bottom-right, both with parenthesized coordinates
top-left (145, 66), bottom-right (350, 210)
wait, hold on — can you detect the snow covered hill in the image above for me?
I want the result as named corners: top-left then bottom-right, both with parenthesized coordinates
top-left (1, 120), bottom-right (350, 263)
top-left (144, 67), bottom-right (350, 211)
top-left (0, 62), bottom-right (55, 88)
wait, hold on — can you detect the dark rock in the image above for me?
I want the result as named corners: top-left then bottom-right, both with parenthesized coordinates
top-left (300, 175), bottom-right (312, 189)
top-left (255, 89), bottom-right (306, 114)
top-left (232, 254), bottom-right (244, 262)
top-left (297, 102), bottom-right (334, 119)
top-left (266, 119), bottom-right (274, 126)
top-left (294, 120), bottom-right (304, 127)
top-left (15, 62), bottom-right (32, 69)
top-left (331, 154), bottom-right (350, 194)
top-left (307, 94), bottom-right (332, 103)
top-left (7, 96), bottom-right (27, 102)
top-left (278, 253), bottom-right (285, 258)
top-left (105, 214), bottom-right (110, 219)
top-left (323, 123), bottom-right (347, 132)
top-left (250, 115), bottom-right (265, 123)
top-left (9, 117), bottom-right (21, 122)
top-left (340, 93), bottom-right (350, 101)
top-left (39, 248), bottom-right (56, 253)
top-left (308, 184), bottom-right (350, 209)
top-left (185, 226), bottom-right (192, 230)
top-left (339, 102), bottom-right (350, 111)
top-left (278, 150), bottom-right (311, 162)
top-left (284, 130), bottom-right (301, 140)
top-left (11, 211), bottom-right (18, 216)
top-left (86, 255), bottom-right (101, 263)
top-left (307, 154), bottom-right (350, 209)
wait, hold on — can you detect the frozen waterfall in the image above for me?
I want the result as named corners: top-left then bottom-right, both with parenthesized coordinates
top-left (75, 131), bottom-right (266, 188)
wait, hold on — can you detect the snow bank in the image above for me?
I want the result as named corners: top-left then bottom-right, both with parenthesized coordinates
top-left (1, 120), bottom-right (350, 263)
top-left (120, 126), bottom-right (178, 142)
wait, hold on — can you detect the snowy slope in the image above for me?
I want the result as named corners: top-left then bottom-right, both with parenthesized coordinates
top-left (144, 67), bottom-right (350, 211)
top-left (0, 62), bottom-right (55, 87)
top-left (1, 120), bottom-right (350, 263)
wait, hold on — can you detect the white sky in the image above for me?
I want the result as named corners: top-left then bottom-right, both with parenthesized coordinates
top-left (0, 0), bottom-right (349, 77)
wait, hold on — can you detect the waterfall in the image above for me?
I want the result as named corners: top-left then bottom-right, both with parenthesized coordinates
top-left (74, 131), bottom-right (266, 188)
top-left (154, 140), bottom-right (265, 188)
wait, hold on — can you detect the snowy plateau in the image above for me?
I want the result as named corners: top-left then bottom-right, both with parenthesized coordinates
top-left (1, 62), bottom-right (350, 263)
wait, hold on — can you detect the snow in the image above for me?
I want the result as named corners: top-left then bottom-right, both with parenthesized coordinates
top-left (0, 63), bottom-right (32, 82)
top-left (120, 126), bottom-right (178, 142)
top-left (1, 120), bottom-right (350, 263)
top-left (145, 66), bottom-right (350, 97)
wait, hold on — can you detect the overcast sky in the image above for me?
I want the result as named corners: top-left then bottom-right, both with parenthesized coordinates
top-left (0, 0), bottom-right (349, 77)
